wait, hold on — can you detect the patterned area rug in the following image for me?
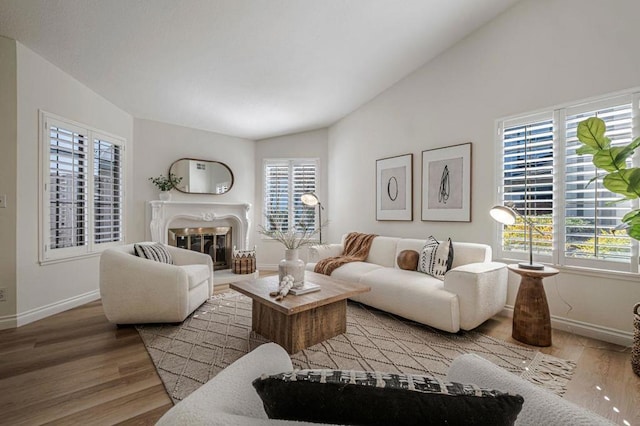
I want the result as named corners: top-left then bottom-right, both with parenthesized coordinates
top-left (136, 291), bottom-right (575, 404)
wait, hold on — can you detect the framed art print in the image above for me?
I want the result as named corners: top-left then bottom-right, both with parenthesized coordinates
top-left (376, 154), bottom-right (413, 221)
top-left (421, 142), bottom-right (471, 222)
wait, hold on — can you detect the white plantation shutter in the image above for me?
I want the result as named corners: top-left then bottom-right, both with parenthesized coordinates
top-left (497, 92), bottom-right (639, 273)
top-left (564, 99), bottom-right (633, 268)
top-left (94, 137), bottom-right (123, 244)
top-left (499, 113), bottom-right (554, 261)
top-left (47, 121), bottom-right (89, 252)
top-left (264, 161), bottom-right (290, 231)
top-left (293, 162), bottom-right (317, 230)
top-left (264, 159), bottom-right (319, 233)
top-left (41, 113), bottom-right (126, 262)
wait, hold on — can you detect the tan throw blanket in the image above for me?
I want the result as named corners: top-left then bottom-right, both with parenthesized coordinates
top-left (314, 232), bottom-right (377, 276)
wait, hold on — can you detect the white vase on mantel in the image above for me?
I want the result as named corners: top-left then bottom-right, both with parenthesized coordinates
top-left (278, 249), bottom-right (305, 288)
top-left (159, 191), bottom-right (171, 201)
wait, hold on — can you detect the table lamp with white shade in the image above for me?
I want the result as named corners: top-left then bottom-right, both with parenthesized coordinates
top-left (490, 203), bottom-right (545, 270)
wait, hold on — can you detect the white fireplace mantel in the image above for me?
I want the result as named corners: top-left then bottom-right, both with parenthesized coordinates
top-left (149, 201), bottom-right (252, 250)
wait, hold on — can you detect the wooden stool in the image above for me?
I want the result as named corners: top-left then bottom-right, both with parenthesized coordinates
top-left (508, 264), bottom-right (559, 347)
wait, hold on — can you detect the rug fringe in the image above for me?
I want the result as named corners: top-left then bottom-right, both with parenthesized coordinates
top-left (520, 351), bottom-right (576, 396)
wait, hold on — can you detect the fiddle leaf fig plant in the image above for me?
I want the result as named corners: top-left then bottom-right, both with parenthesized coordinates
top-left (576, 117), bottom-right (640, 240)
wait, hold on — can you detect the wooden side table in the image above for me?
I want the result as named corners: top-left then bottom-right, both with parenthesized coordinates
top-left (508, 264), bottom-right (559, 347)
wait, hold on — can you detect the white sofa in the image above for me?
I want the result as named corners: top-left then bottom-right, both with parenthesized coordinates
top-left (306, 235), bottom-right (507, 332)
top-left (99, 243), bottom-right (213, 324)
top-left (156, 343), bottom-right (613, 425)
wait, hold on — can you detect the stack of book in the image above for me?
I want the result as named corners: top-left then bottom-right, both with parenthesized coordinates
top-left (289, 282), bottom-right (321, 295)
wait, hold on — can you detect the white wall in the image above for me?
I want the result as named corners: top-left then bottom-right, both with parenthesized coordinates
top-left (132, 119), bottom-right (255, 243)
top-left (0, 36), bottom-right (17, 327)
top-left (328, 0), bottom-right (640, 343)
top-left (15, 42), bottom-right (134, 324)
top-left (255, 129), bottom-right (329, 268)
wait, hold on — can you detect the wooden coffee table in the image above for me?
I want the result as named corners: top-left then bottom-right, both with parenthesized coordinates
top-left (230, 271), bottom-right (370, 354)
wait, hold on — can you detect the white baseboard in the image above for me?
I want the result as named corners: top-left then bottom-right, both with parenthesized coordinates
top-left (0, 313), bottom-right (17, 330)
top-left (16, 290), bottom-right (101, 327)
top-left (500, 306), bottom-right (633, 347)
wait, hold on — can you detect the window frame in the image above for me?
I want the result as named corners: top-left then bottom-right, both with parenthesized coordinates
top-left (262, 157), bottom-right (321, 238)
top-left (39, 111), bottom-right (126, 264)
top-left (495, 92), bottom-right (640, 274)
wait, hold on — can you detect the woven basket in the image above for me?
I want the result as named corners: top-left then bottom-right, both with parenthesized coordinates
top-left (231, 246), bottom-right (256, 275)
top-left (633, 303), bottom-right (640, 377)
top-left (232, 256), bottom-right (256, 274)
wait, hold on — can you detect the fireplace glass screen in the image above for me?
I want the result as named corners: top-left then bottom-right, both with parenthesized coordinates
top-left (168, 227), bottom-right (232, 271)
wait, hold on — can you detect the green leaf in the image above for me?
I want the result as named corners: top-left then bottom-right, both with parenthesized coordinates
top-left (576, 145), bottom-right (598, 155)
top-left (613, 137), bottom-right (640, 164)
top-left (593, 147), bottom-right (627, 172)
top-left (622, 209), bottom-right (640, 224)
top-left (627, 223), bottom-right (640, 240)
top-left (627, 168), bottom-right (640, 193)
top-left (577, 117), bottom-right (611, 150)
top-left (603, 170), bottom-right (637, 198)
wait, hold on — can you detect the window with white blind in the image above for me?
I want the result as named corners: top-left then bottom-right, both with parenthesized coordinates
top-left (41, 112), bottom-right (126, 262)
top-left (496, 93), bottom-right (639, 273)
top-left (500, 113), bottom-right (554, 261)
top-left (263, 159), bottom-right (319, 234)
top-left (93, 138), bottom-right (123, 244)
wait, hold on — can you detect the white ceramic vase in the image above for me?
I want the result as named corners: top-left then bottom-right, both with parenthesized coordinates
top-left (159, 191), bottom-right (171, 201)
top-left (278, 249), bottom-right (305, 288)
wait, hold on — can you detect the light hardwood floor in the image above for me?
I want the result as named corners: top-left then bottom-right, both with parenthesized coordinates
top-left (0, 294), bottom-right (637, 425)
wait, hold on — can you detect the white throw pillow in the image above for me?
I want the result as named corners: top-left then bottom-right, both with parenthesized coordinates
top-left (418, 236), bottom-right (453, 280)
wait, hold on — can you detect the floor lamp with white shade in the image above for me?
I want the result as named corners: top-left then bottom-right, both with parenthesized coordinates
top-left (300, 192), bottom-right (323, 244)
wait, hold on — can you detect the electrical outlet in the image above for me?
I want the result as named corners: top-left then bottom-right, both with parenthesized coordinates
top-left (0, 288), bottom-right (6, 302)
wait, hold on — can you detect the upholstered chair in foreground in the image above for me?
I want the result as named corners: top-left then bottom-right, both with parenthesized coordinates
top-left (99, 243), bottom-right (213, 324)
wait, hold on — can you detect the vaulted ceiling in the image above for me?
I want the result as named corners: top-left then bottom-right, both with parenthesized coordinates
top-left (0, 0), bottom-right (519, 139)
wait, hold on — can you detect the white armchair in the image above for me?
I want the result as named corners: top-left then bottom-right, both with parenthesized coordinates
top-left (99, 243), bottom-right (213, 324)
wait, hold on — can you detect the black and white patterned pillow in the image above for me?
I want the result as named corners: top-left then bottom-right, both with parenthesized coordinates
top-left (418, 236), bottom-right (454, 279)
top-left (134, 243), bottom-right (173, 264)
top-left (253, 369), bottom-right (523, 426)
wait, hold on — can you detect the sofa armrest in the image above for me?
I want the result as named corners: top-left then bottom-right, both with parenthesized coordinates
top-left (308, 244), bottom-right (343, 262)
top-left (157, 343), bottom-right (303, 425)
top-left (447, 354), bottom-right (614, 425)
top-left (443, 262), bottom-right (507, 330)
top-left (99, 249), bottom-right (190, 323)
top-left (165, 245), bottom-right (214, 295)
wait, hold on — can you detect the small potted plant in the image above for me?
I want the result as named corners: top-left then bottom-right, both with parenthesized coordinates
top-left (149, 173), bottom-right (182, 201)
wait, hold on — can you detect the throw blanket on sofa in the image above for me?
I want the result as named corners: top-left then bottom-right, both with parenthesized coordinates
top-left (314, 232), bottom-right (377, 276)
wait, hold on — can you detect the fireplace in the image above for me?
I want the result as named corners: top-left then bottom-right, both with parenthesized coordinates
top-left (149, 201), bottom-right (257, 285)
top-left (168, 226), bottom-right (232, 271)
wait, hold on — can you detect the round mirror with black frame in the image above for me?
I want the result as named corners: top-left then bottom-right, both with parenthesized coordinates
top-left (169, 158), bottom-right (234, 194)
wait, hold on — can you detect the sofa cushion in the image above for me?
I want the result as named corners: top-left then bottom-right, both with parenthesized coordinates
top-left (418, 236), bottom-right (453, 279)
top-left (134, 242), bottom-right (173, 264)
top-left (365, 236), bottom-right (400, 267)
top-left (253, 369), bottom-right (524, 426)
top-left (354, 267), bottom-right (460, 332)
top-left (179, 264), bottom-right (210, 290)
top-left (449, 242), bottom-right (491, 268)
top-left (329, 261), bottom-right (384, 282)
